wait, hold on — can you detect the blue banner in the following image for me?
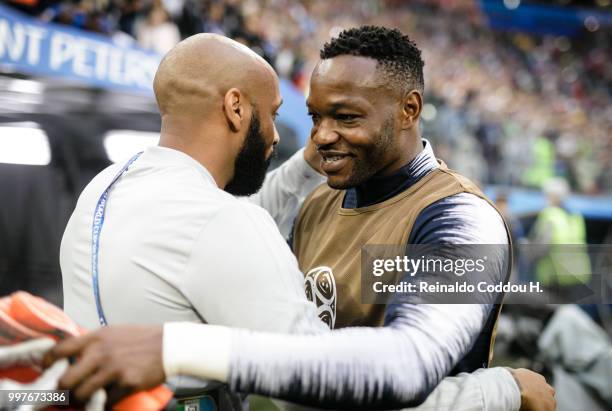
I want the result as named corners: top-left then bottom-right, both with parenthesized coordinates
top-left (0, 4), bottom-right (161, 94)
top-left (0, 4), bottom-right (312, 144)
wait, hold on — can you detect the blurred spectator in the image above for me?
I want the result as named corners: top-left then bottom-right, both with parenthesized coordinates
top-left (137, 3), bottom-right (180, 54)
top-left (530, 178), bottom-right (592, 298)
top-left (5, 0), bottom-right (611, 193)
top-left (117, 0), bottom-right (145, 36)
top-left (523, 132), bottom-right (557, 189)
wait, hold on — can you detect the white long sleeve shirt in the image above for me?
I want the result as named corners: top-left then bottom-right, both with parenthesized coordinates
top-left (60, 145), bottom-right (520, 410)
top-left (61, 146), bottom-right (324, 331)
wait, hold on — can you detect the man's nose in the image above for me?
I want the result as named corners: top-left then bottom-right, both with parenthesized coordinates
top-left (312, 121), bottom-right (339, 147)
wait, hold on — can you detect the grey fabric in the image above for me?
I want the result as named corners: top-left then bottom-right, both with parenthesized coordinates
top-left (552, 366), bottom-right (607, 411)
top-left (539, 305), bottom-right (612, 408)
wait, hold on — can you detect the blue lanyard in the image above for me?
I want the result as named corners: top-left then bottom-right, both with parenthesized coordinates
top-left (91, 152), bottom-right (142, 326)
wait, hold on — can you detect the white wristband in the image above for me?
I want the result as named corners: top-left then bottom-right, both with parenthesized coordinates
top-left (163, 322), bottom-right (231, 383)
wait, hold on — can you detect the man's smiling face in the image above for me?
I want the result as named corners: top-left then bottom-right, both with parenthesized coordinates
top-left (307, 55), bottom-right (406, 190)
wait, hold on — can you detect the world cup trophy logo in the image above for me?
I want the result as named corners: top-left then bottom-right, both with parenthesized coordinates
top-left (304, 266), bottom-right (337, 329)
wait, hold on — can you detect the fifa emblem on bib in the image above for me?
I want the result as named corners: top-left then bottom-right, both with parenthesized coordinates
top-left (304, 266), bottom-right (337, 329)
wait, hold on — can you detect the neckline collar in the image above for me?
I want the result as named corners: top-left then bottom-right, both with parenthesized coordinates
top-left (141, 145), bottom-right (218, 187)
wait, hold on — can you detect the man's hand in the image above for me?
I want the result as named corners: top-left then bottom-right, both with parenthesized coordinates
top-left (304, 137), bottom-right (323, 175)
top-left (509, 368), bottom-right (556, 411)
top-left (43, 325), bottom-right (165, 404)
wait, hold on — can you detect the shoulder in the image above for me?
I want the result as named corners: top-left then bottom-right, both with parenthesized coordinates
top-left (189, 198), bottom-right (295, 273)
top-left (229, 199), bottom-right (277, 224)
top-left (161, 166), bottom-right (282, 237)
top-left (73, 163), bottom-right (124, 209)
top-left (143, 163), bottom-right (239, 212)
top-left (410, 192), bottom-right (508, 245)
top-left (205, 197), bottom-right (281, 239)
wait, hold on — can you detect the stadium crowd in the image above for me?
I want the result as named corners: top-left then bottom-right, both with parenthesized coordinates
top-left (7, 0), bottom-right (612, 193)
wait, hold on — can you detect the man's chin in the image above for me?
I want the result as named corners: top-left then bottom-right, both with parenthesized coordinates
top-left (326, 168), bottom-right (372, 190)
top-left (326, 175), bottom-right (353, 190)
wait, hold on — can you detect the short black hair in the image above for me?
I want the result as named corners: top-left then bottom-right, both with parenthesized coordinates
top-left (320, 26), bottom-right (424, 94)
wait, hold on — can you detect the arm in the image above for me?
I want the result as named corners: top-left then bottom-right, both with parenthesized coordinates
top-left (244, 147), bottom-right (324, 238)
top-left (239, 306), bottom-right (488, 409)
top-left (47, 195), bottom-right (553, 410)
top-left (271, 367), bottom-right (523, 411)
top-left (406, 193), bottom-right (537, 411)
top-left (48, 195), bottom-right (506, 408)
top-left (46, 325), bottom-right (554, 411)
top-left (174, 195), bottom-right (509, 409)
top-left (53, 197), bottom-right (493, 408)
top-left (405, 367), bottom-right (520, 411)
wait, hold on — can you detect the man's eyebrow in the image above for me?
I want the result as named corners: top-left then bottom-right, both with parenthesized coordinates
top-left (329, 101), bottom-right (359, 110)
top-left (274, 99), bottom-right (284, 111)
top-left (327, 100), bottom-right (367, 113)
top-left (306, 99), bottom-right (363, 111)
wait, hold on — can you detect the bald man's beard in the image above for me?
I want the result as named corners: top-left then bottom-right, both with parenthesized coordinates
top-left (224, 112), bottom-right (273, 196)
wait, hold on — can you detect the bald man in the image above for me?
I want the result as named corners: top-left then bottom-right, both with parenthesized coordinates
top-left (53, 33), bottom-right (555, 411)
top-left (59, 32), bottom-right (330, 407)
top-left (61, 33), bottom-right (323, 331)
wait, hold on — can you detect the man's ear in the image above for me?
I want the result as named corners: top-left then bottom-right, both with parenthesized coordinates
top-left (400, 90), bottom-right (423, 130)
top-left (223, 88), bottom-right (248, 132)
